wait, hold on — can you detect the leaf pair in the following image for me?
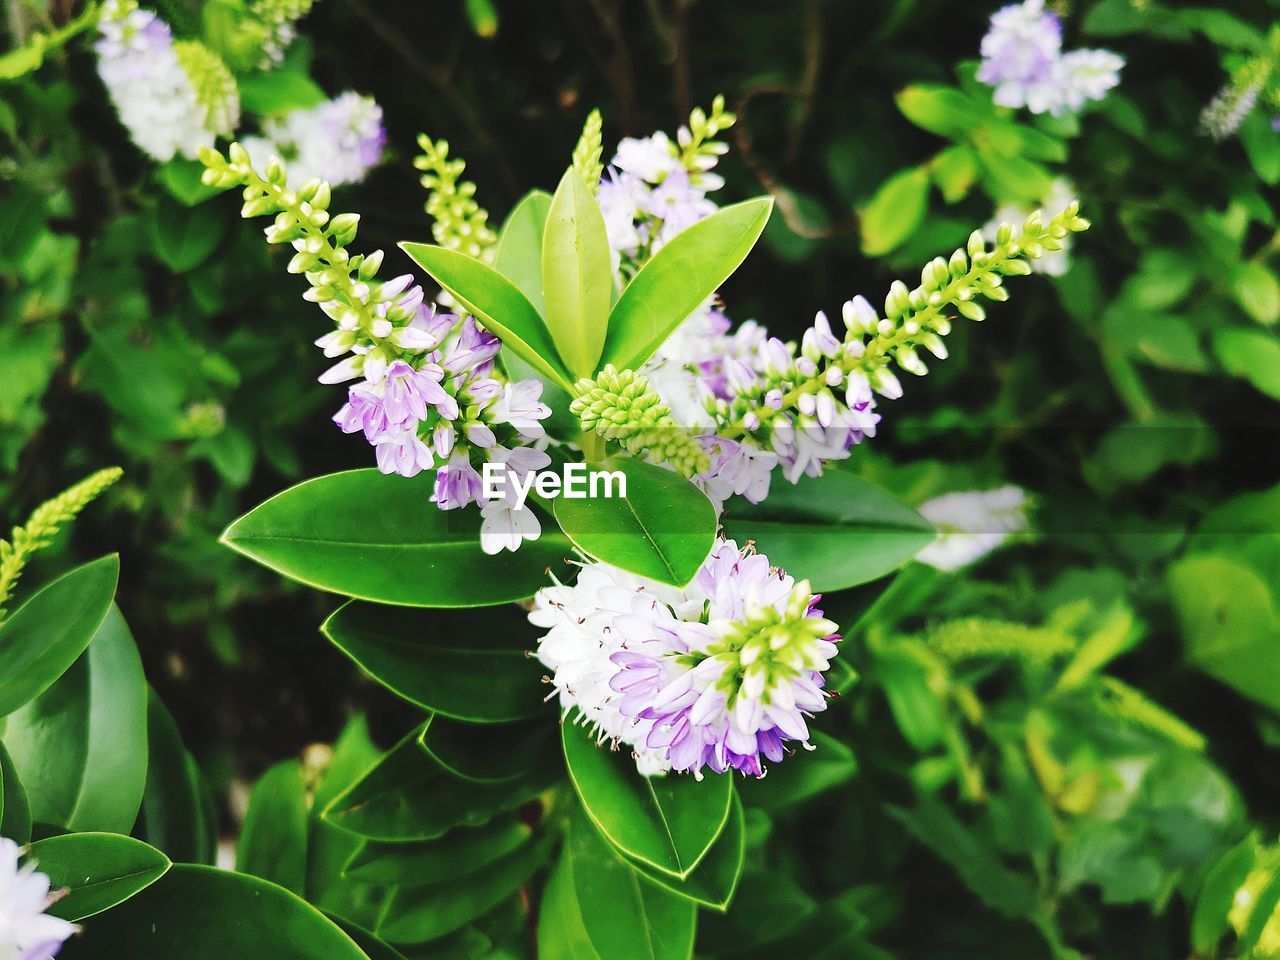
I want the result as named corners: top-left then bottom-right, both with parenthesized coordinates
top-left (402, 178), bottom-right (772, 388)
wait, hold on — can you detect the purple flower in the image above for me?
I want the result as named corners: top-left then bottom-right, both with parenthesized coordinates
top-left (443, 318), bottom-right (501, 374)
top-left (488, 380), bottom-right (552, 440)
top-left (433, 449), bottom-right (483, 510)
top-left (374, 427), bottom-right (434, 478)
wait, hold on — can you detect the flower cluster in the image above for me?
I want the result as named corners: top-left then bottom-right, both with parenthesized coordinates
top-left (532, 539), bottom-right (840, 778)
top-left (0, 838), bottom-right (76, 960)
top-left (977, 0), bottom-right (1124, 116)
top-left (984, 177), bottom-right (1077, 277)
top-left (597, 96), bottom-right (735, 275)
top-left (242, 93), bottom-right (385, 189)
top-left (200, 145), bottom-right (552, 552)
top-left (915, 485), bottom-right (1031, 572)
top-left (665, 205), bottom-right (1090, 510)
top-left (241, 0), bottom-right (316, 68)
top-left (95, 0), bottom-right (239, 162)
top-left (1200, 49), bottom-right (1280, 140)
top-left (414, 136), bottom-right (498, 260)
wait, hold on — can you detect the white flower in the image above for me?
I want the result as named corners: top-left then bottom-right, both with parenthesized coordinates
top-left (95, 0), bottom-right (216, 162)
top-left (613, 131), bottom-right (679, 183)
top-left (253, 93), bottom-right (386, 188)
top-left (487, 381), bottom-right (552, 440)
top-left (0, 837), bottom-right (77, 960)
top-left (1056, 49), bottom-right (1125, 113)
top-left (916, 485), bottom-right (1031, 571)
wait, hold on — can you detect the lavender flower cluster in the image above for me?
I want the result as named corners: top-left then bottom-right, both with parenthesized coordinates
top-left (977, 0), bottom-right (1124, 116)
top-left (242, 93), bottom-right (386, 189)
top-left (532, 539), bottom-right (839, 778)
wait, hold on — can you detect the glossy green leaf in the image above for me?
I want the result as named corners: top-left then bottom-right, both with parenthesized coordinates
top-left (324, 725), bottom-right (558, 842)
top-left (724, 468), bottom-right (935, 591)
top-left (859, 166), bottom-right (929, 256)
top-left (61, 864), bottom-right (371, 960)
top-left (494, 189), bottom-right (552, 314)
top-left (1231, 261), bottom-right (1280, 326)
top-left (537, 852), bottom-right (601, 960)
top-left (3, 605), bottom-right (148, 834)
top-left (237, 759), bottom-right (309, 895)
top-left (562, 722), bottom-right (732, 880)
top-left (622, 791), bottom-right (746, 912)
top-left (1214, 327), bottom-right (1280, 400)
top-left (327, 915), bottom-right (410, 960)
top-left (895, 84), bottom-right (987, 139)
top-left (376, 833), bottom-right (553, 944)
top-left (418, 714), bottom-right (557, 782)
top-left (399, 242), bottom-right (573, 388)
top-left (0, 739), bottom-right (31, 844)
top-left (139, 690), bottom-right (213, 865)
top-left (1169, 554), bottom-right (1280, 712)
top-left (601, 198), bottom-right (773, 372)
top-left (343, 818), bottom-right (532, 885)
top-left (553, 458), bottom-right (716, 587)
top-left (542, 168), bottom-right (612, 378)
top-left (567, 809), bottom-right (696, 960)
top-left (222, 470), bottom-right (571, 607)
top-left (0, 554), bottom-right (119, 717)
top-left (31, 832), bottom-right (171, 922)
top-left (322, 601), bottom-right (549, 722)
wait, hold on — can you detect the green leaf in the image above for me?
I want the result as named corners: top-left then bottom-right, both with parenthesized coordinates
top-left (1240, 865), bottom-right (1280, 957)
top-left (566, 809), bottom-right (697, 960)
top-left (31, 832), bottom-right (171, 922)
top-left (376, 833), bottom-right (553, 944)
top-left (61, 864), bottom-right (371, 960)
top-left (343, 818), bottom-right (532, 885)
top-left (321, 601), bottom-right (549, 722)
top-left (417, 714), bottom-right (557, 782)
top-left (323, 726), bottom-right (559, 842)
top-left (237, 759), bottom-right (309, 895)
top-left (1231, 261), bottom-right (1280, 326)
top-left (3, 605), bottom-right (148, 834)
top-left (0, 554), bottom-right (119, 717)
top-left (1169, 554), bottom-right (1280, 713)
top-left (237, 68), bottom-right (328, 116)
top-left (0, 739), bottom-right (31, 843)
top-left (562, 722), bottom-right (732, 880)
top-left (976, 146), bottom-right (1055, 205)
top-left (399, 243), bottom-right (573, 388)
top-left (621, 791), bottom-right (746, 912)
top-left (553, 458), bottom-right (717, 587)
top-left (1240, 110), bottom-right (1280, 185)
top-left (327, 915), bottom-right (410, 960)
top-left (1191, 837), bottom-right (1257, 955)
top-left (156, 160), bottom-right (223, 207)
top-left (1215, 328), bottom-right (1280, 401)
top-left (741, 730), bottom-right (857, 811)
top-left (895, 85), bottom-right (986, 139)
top-left (222, 470), bottom-right (571, 608)
top-left (494, 189), bottom-right (553, 314)
top-left (859, 166), bottom-right (929, 256)
top-left (600, 198), bottom-right (773, 372)
top-left (537, 851), bottom-right (602, 960)
top-left (542, 168), bottom-right (612, 378)
top-left (724, 469), bottom-right (935, 592)
top-left (930, 145), bottom-right (978, 204)
top-left (148, 198), bottom-right (227, 272)
top-left (139, 690), bottom-right (214, 865)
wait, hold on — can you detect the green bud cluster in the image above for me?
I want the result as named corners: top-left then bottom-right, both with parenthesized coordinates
top-left (200, 144), bottom-right (423, 375)
top-left (1092, 676), bottom-right (1206, 752)
top-left (173, 40), bottom-right (240, 136)
top-left (571, 365), bottom-right (710, 477)
top-left (716, 203), bottom-right (1091, 441)
top-left (696, 580), bottom-right (837, 709)
top-left (247, 0), bottom-right (315, 67)
top-left (926, 618), bottom-right (1075, 664)
top-left (414, 136), bottom-right (497, 261)
top-left (678, 94), bottom-right (735, 187)
top-left (572, 109), bottom-right (603, 195)
top-left (0, 467), bottom-right (123, 625)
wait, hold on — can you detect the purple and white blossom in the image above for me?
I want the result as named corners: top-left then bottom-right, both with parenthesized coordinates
top-left (95, 0), bottom-right (226, 161)
top-left (243, 92), bottom-right (386, 188)
top-left (532, 539), bottom-right (840, 778)
top-left (977, 0), bottom-right (1123, 116)
top-left (916, 485), bottom-right (1031, 571)
top-left (0, 838), bottom-right (76, 960)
